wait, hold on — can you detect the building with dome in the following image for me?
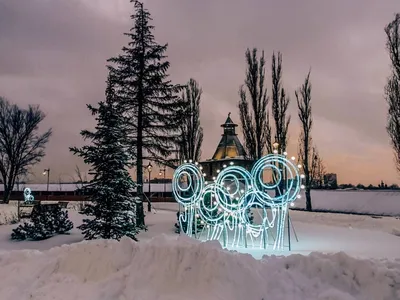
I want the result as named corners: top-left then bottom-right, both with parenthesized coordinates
top-left (199, 113), bottom-right (254, 181)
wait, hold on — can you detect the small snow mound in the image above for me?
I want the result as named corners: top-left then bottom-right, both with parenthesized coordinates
top-left (318, 288), bottom-right (356, 300)
top-left (392, 228), bottom-right (400, 237)
top-left (0, 238), bottom-right (399, 300)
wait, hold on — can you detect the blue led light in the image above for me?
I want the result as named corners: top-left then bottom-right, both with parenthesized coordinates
top-left (23, 188), bottom-right (34, 203)
top-left (172, 154), bottom-right (303, 250)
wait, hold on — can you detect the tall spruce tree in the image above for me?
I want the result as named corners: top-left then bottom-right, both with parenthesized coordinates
top-left (179, 78), bottom-right (203, 163)
top-left (238, 48), bottom-right (270, 160)
top-left (70, 75), bottom-right (139, 240)
top-left (107, 1), bottom-right (184, 225)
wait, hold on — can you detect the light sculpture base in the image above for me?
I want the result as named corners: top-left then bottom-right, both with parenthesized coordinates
top-left (172, 154), bottom-right (304, 251)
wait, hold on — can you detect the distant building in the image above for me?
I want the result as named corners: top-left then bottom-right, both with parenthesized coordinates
top-left (324, 173), bottom-right (338, 188)
top-left (199, 113), bottom-right (254, 181)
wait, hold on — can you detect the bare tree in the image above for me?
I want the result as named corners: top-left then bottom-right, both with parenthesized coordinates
top-left (73, 165), bottom-right (88, 211)
top-left (310, 147), bottom-right (326, 188)
top-left (238, 48), bottom-right (270, 160)
top-left (296, 70), bottom-right (313, 211)
top-left (73, 165), bottom-right (87, 192)
top-left (385, 13), bottom-right (400, 173)
top-left (269, 52), bottom-right (291, 196)
top-left (179, 78), bottom-right (204, 163)
top-left (0, 98), bottom-right (51, 203)
top-left (270, 52), bottom-right (291, 153)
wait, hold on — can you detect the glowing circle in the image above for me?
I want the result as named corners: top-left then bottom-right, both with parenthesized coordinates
top-left (172, 163), bottom-right (204, 206)
top-left (23, 188), bottom-right (34, 203)
top-left (172, 153), bottom-right (303, 250)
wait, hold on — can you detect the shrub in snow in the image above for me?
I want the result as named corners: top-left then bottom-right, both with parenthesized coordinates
top-left (0, 209), bottom-right (18, 225)
top-left (11, 204), bottom-right (73, 241)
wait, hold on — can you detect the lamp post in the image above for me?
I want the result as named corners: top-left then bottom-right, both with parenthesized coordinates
top-left (272, 142), bottom-right (280, 194)
top-left (146, 162), bottom-right (152, 212)
top-left (43, 168), bottom-right (50, 192)
top-left (159, 167), bottom-right (166, 201)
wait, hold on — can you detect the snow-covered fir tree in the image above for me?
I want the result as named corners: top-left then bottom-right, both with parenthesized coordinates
top-left (70, 75), bottom-right (139, 241)
top-left (107, 0), bottom-right (185, 225)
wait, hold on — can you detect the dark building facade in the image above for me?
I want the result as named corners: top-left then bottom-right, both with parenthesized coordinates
top-left (199, 113), bottom-right (254, 181)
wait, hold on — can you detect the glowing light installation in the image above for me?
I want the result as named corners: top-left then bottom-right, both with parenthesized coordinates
top-left (23, 188), bottom-right (34, 203)
top-left (172, 154), bottom-right (304, 250)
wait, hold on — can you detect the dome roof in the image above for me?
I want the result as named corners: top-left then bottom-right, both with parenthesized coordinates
top-left (212, 113), bottom-right (247, 160)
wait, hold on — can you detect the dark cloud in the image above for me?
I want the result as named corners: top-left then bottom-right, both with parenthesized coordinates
top-left (0, 0), bottom-right (398, 184)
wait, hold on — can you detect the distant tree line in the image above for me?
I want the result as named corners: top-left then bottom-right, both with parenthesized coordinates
top-left (338, 182), bottom-right (400, 190)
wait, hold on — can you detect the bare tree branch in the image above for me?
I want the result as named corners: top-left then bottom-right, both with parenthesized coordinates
top-left (271, 52), bottom-right (291, 153)
top-left (238, 48), bottom-right (269, 160)
top-left (179, 78), bottom-right (204, 163)
top-left (0, 97), bottom-right (51, 203)
top-left (296, 70), bottom-right (313, 211)
top-left (385, 14), bottom-right (400, 174)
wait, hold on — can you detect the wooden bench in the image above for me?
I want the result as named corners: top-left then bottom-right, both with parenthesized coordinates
top-left (58, 201), bottom-right (69, 209)
top-left (18, 200), bottom-right (41, 219)
top-left (17, 201), bottom-right (68, 220)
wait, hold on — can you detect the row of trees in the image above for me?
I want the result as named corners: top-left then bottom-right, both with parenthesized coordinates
top-left (0, 1), bottom-right (205, 241)
top-left (237, 49), bottom-right (324, 211)
top-left (69, 1), bottom-right (206, 240)
top-left (3, 2), bottom-right (399, 243)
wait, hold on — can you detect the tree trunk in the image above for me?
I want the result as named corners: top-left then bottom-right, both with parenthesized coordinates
top-left (136, 91), bottom-right (145, 227)
top-left (135, 9), bottom-right (145, 228)
top-left (3, 184), bottom-right (11, 204)
top-left (305, 187), bottom-right (312, 211)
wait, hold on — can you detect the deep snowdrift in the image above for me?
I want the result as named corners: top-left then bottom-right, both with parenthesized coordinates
top-left (0, 235), bottom-right (399, 300)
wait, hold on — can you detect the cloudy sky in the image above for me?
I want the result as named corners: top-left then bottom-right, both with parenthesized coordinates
top-left (0, 0), bottom-right (399, 185)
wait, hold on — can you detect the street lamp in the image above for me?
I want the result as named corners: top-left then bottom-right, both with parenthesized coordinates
top-left (43, 168), bottom-right (50, 192)
top-left (159, 167), bottom-right (166, 201)
top-left (146, 162), bottom-right (153, 212)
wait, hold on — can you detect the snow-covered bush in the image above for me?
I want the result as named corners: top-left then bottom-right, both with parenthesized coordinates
top-left (11, 204), bottom-right (73, 240)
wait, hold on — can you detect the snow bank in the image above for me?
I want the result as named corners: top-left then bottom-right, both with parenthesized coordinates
top-left (0, 236), bottom-right (399, 300)
top-left (295, 190), bottom-right (400, 216)
top-left (0, 203), bottom-right (18, 225)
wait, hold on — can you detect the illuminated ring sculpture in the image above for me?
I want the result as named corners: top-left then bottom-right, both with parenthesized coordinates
top-left (23, 188), bottom-right (34, 203)
top-left (172, 163), bottom-right (204, 206)
top-left (251, 154), bottom-right (301, 205)
top-left (172, 154), bottom-right (303, 251)
top-left (197, 183), bottom-right (225, 225)
top-left (214, 166), bottom-right (252, 213)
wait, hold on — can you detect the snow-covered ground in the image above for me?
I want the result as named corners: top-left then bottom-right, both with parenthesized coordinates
top-left (0, 202), bottom-right (400, 299)
top-left (295, 190), bottom-right (400, 216)
top-left (4, 184), bottom-right (400, 216)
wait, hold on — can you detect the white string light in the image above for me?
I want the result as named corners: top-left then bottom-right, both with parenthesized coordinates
top-left (172, 153), bottom-right (303, 251)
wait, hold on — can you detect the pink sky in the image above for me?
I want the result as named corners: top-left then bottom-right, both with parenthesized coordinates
top-left (0, 0), bottom-right (399, 185)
